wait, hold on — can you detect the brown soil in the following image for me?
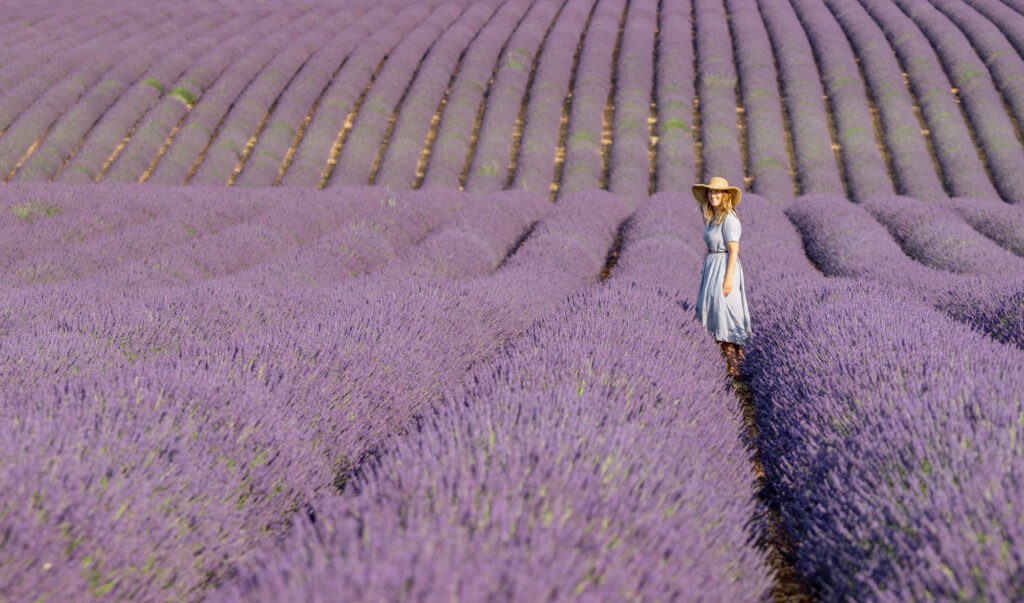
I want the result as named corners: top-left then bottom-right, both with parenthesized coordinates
top-left (727, 350), bottom-right (815, 603)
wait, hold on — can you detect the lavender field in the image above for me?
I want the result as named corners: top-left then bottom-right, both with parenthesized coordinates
top-left (1, 0), bottom-right (1023, 600)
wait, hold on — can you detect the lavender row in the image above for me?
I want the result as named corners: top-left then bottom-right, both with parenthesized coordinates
top-left (463, 0), bottom-right (564, 193)
top-left (96, 10), bottom-right (307, 184)
top-left (927, 0), bottom-right (1024, 133)
top-left (395, 189), bottom-right (552, 280)
top-left (0, 13), bottom-right (172, 179)
top-left (608, 0), bottom-right (657, 205)
top-left (742, 275), bottom-right (1024, 599)
top-left (372, 1), bottom-right (503, 189)
top-left (653, 0), bottom-right (697, 193)
top-left (1, 9), bottom-right (185, 148)
top-left (791, 0), bottom-right (892, 202)
top-left (0, 11), bottom-right (142, 129)
top-left (0, 184), bottom-right (281, 275)
top-left (0, 9), bottom-right (83, 60)
top-left (234, 5), bottom-right (400, 188)
top-left (509, 0), bottom-right (596, 196)
top-left (224, 194), bottom-right (770, 601)
top-left (758, 0), bottom-right (845, 195)
top-left (328, 4), bottom-right (468, 188)
top-left (820, 0), bottom-right (946, 199)
top-left (54, 13), bottom-right (267, 184)
top-left (961, 0), bottom-right (1024, 58)
top-left (0, 190), bottom-right (623, 600)
top-left (724, 0), bottom-right (795, 203)
top-left (889, 0), bottom-right (1024, 204)
top-left (0, 9), bottom-right (123, 95)
top-left (856, 0), bottom-right (1000, 200)
top-left (693, 0), bottom-right (743, 185)
top-left (231, 187), bottom-right (475, 288)
top-left (419, 0), bottom-right (536, 190)
top-left (157, 6), bottom-right (368, 186)
top-left (861, 194), bottom-right (1024, 276)
top-left (280, 4), bottom-right (432, 188)
top-left (513, 0), bottom-right (610, 196)
top-left (548, 0), bottom-right (620, 196)
top-left (0, 188), bottom-right (529, 393)
top-left (92, 187), bottom-right (444, 289)
top-left (11, 16), bottom-right (230, 183)
top-left (108, 8), bottom-right (330, 184)
top-left (786, 194), bottom-right (1024, 349)
top-left (942, 196), bottom-right (1024, 258)
top-left (4, 188), bottom-right (304, 288)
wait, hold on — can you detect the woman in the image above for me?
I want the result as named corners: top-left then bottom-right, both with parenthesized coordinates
top-left (693, 176), bottom-right (751, 377)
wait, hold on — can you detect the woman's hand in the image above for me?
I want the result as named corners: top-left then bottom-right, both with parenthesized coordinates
top-left (723, 279), bottom-right (732, 297)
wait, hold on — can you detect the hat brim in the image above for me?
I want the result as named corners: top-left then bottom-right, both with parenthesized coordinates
top-left (692, 183), bottom-right (742, 206)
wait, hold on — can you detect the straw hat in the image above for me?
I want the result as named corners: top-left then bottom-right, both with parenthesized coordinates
top-left (692, 176), bottom-right (742, 207)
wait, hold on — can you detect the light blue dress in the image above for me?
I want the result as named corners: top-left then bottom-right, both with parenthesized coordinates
top-left (695, 210), bottom-right (751, 345)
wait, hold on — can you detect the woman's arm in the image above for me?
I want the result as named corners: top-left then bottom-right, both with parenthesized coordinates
top-left (723, 240), bottom-right (739, 296)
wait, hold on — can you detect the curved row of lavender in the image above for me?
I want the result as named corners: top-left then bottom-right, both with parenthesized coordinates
top-left (786, 194), bottom-right (1024, 350)
top-left (790, 0), bottom-right (893, 202)
top-left (372, 0), bottom-right (510, 189)
top-left (0, 9), bottom-right (154, 131)
top-left (508, 0), bottom-right (595, 196)
top-left (233, 4), bottom-right (401, 188)
top-left (856, 0), bottom-right (1001, 201)
top-left (3, 0), bottom-right (1024, 203)
top-left (821, 0), bottom-right (947, 200)
top-left (0, 11), bottom-right (181, 178)
top-left (326, 3), bottom-right (470, 188)
top-left (724, 0), bottom-right (794, 204)
top-left (887, 0), bottom-right (1024, 205)
top-left (8, 12), bottom-right (234, 184)
top-left (155, 4), bottom-right (380, 187)
top-left (555, 0), bottom-right (623, 197)
top-left (47, 12), bottom-right (262, 184)
top-left (757, 0), bottom-right (844, 197)
top-left (721, 190), bottom-right (1024, 598)
top-left (417, 0), bottom-right (537, 191)
top-left (219, 192), bottom-right (772, 602)
top-left (463, 0), bottom-right (564, 193)
top-left (280, 3), bottom-right (436, 188)
top-left (0, 183), bottom-right (566, 600)
top-left (607, 0), bottom-right (657, 205)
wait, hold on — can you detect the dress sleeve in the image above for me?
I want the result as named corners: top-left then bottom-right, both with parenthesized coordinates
top-left (723, 213), bottom-right (741, 243)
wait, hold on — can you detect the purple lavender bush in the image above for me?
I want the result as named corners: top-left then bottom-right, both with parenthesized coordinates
top-left (370, 1), bottom-right (500, 190)
top-left (786, 193), bottom-right (1024, 350)
top-left (217, 190), bottom-right (772, 602)
top-left (509, 0), bottom-right (592, 196)
top-left (327, 4), bottom-right (464, 188)
top-left (861, 194), bottom-right (1024, 275)
top-left (608, 0), bottom-right (657, 206)
top-left (653, 0), bottom-right (697, 193)
top-left (419, 0), bottom-right (535, 191)
top-left (941, 196), bottom-right (1024, 258)
top-left (742, 277), bottom-right (1024, 600)
top-left (463, 0), bottom-right (560, 193)
top-left (724, 0), bottom-right (795, 204)
top-left (820, 0), bottom-right (946, 200)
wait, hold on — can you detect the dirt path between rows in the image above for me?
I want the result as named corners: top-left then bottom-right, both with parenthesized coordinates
top-left (728, 357), bottom-right (814, 602)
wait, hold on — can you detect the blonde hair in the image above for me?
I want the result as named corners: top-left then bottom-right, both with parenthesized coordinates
top-left (699, 189), bottom-right (739, 226)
